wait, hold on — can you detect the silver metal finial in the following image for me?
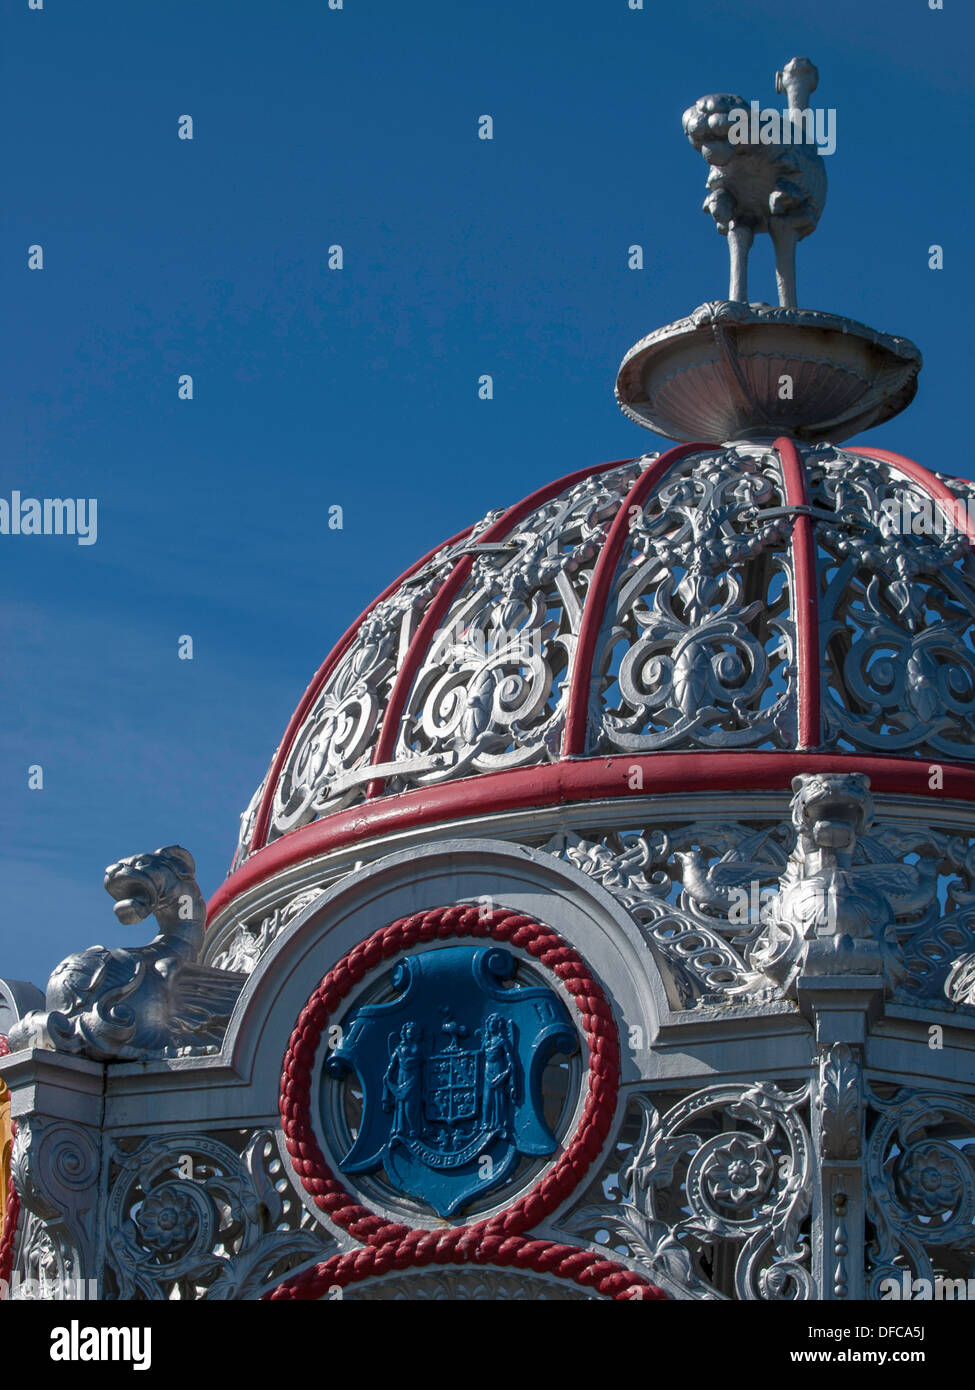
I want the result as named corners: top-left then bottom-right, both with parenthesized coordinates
top-left (614, 57), bottom-right (921, 442)
top-left (683, 57), bottom-right (827, 309)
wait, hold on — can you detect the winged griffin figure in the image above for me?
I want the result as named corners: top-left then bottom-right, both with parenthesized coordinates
top-left (8, 847), bottom-right (246, 1061)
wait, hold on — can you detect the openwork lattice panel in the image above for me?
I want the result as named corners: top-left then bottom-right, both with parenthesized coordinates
top-left (811, 447), bottom-right (975, 758)
top-left (590, 446), bottom-right (798, 753)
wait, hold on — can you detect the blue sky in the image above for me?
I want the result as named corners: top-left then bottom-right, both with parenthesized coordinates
top-left (1, 0), bottom-right (971, 988)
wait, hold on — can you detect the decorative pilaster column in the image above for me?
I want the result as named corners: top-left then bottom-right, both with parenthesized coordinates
top-left (10, 1115), bottom-right (101, 1298)
top-left (799, 974), bottom-right (884, 1300)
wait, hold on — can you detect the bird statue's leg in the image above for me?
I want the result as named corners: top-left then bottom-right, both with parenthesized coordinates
top-left (770, 219), bottom-right (799, 308)
top-left (727, 223), bottom-right (753, 303)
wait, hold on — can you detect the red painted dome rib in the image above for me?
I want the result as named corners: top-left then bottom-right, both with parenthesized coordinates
top-left (561, 443), bottom-right (710, 757)
top-left (854, 447), bottom-right (975, 545)
top-left (775, 436), bottom-right (820, 750)
top-left (249, 523), bottom-right (475, 853)
top-left (206, 751), bottom-right (975, 923)
top-left (363, 457), bottom-right (638, 799)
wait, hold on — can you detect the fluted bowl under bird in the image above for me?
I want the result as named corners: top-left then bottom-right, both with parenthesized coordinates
top-left (616, 301), bottom-right (922, 445)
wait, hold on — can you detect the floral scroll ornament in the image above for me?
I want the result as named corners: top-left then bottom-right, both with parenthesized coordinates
top-left (893, 1142), bottom-right (965, 1220)
top-left (705, 1135), bottom-right (774, 1207)
top-left (106, 1132), bottom-right (326, 1300)
top-left (866, 1088), bottom-right (975, 1298)
top-left (564, 1083), bottom-right (812, 1300)
top-left (134, 1185), bottom-right (200, 1257)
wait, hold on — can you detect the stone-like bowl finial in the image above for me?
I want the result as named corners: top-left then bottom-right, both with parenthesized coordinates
top-left (615, 56), bottom-right (922, 443)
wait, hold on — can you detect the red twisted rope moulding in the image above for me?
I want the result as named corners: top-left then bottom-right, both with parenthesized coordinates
top-left (265, 1234), bottom-right (665, 1301)
top-left (273, 903), bottom-right (666, 1301)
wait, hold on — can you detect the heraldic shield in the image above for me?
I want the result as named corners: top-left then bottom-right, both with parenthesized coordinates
top-left (324, 945), bottom-right (580, 1217)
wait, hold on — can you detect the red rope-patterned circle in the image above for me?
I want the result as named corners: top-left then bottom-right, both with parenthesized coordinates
top-left (279, 905), bottom-right (623, 1251)
top-left (264, 1235), bottom-right (666, 1301)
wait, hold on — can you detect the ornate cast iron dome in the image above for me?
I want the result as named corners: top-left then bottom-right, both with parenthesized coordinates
top-left (223, 437), bottom-right (975, 888)
top-left (6, 55), bottom-right (975, 1307)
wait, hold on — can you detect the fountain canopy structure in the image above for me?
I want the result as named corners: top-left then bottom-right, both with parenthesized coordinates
top-left (3, 58), bottom-right (975, 1305)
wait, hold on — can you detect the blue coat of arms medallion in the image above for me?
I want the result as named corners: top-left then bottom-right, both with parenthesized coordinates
top-left (323, 945), bottom-right (579, 1217)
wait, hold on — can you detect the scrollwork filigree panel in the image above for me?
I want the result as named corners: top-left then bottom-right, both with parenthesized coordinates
top-left (590, 447), bottom-right (798, 753)
top-left (104, 1130), bottom-right (330, 1301)
top-left (562, 1083), bottom-right (813, 1300)
top-left (866, 1086), bottom-right (975, 1298)
top-left (387, 462), bottom-right (645, 789)
top-left (265, 516), bottom-right (506, 842)
top-left (812, 447), bottom-right (975, 759)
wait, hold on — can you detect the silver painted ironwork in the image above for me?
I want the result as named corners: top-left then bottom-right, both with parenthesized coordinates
top-left (809, 447), bottom-right (975, 758)
top-left (266, 513), bottom-right (510, 842)
top-left (594, 446), bottom-right (796, 752)
top-left (104, 1130), bottom-right (328, 1301)
top-left (210, 881), bottom-right (332, 974)
top-left (751, 773), bottom-right (928, 997)
top-left (565, 1083), bottom-right (813, 1300)
top-left (6, 803), bottom-right (975, 1299)
top-left (865, 1085), bottom-right (975, 1300)
top-left (252, 460), bottom-right (646, 842)
top-left (8, 1117), bottom-right (100, 1300)
top-left (387, 462), bottom-right (644, 791)
top-left (546, 774), bottom-right (975, 1016)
